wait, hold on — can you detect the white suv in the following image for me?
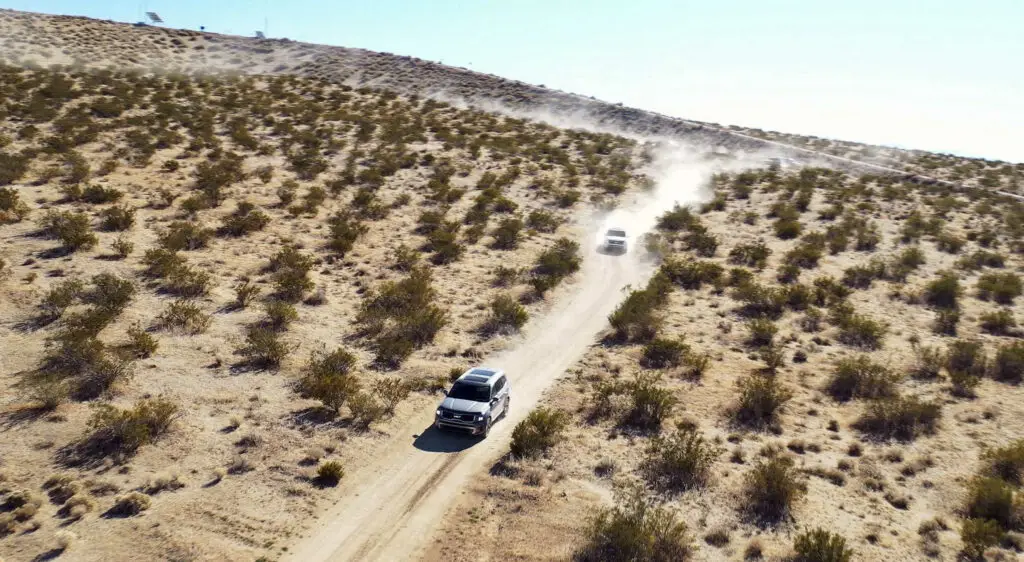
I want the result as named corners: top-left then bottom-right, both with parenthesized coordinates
top-left (435, 367), bottom-right (510, 437)
top-left (603, 227), bottom-right (628, 253)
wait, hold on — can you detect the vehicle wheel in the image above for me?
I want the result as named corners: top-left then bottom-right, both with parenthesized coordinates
top-left (501, 397), bottom-right (510, 419)
top-left (482, 418), bottom-right (491, 438)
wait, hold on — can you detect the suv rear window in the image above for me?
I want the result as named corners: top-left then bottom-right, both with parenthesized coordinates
top-left (608, 229), bottom-right (626, 237)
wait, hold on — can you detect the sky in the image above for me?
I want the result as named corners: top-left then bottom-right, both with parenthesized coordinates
top-left (4, 0), bottom-right (1022, 162)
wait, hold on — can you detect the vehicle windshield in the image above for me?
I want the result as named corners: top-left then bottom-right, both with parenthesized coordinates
top-left (607, 229), bottom-right (626, 237)
top-left (447, 382), bottom-right (490, 402)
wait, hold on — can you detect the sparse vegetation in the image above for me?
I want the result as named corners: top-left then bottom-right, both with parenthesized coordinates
top-left (510, 407), bottom-right (568, 458)
top-left (575, 487), bottom-right (692, 562)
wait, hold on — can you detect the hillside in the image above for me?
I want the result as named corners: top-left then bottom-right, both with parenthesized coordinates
top-left (0, 7), bottom-right (1023, 562)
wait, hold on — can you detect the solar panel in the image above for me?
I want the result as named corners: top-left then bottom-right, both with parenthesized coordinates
top-left (146, 12), bottom-right (163, 24)
top-left (255, 31), bottom-right (265, 39)
top-left (463, 376), bottom-right (490, 384)
top-left (469, 368), bottom-right (497, 377)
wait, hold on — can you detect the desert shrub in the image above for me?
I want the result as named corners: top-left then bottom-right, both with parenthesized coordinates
top-left (728, 240), bottom-right (771, 269)
top-left (555, 189), bottom-right (581, 208)
top-left (853, 221), bottom-right (881, 251)
top-left (684, 227), bottom-right (718, 257)
top-left (0, 186), bottom-right (31, 223)
top-left (744, 456), bottom-right (805, 522)
top-left (746, 318), bottom-right (777, 348)
top-left (326, 211), bottom-right (367, 256)
top-left (315, 461), bottom-right (344, 486)
top-left (141, 248), bottom-right (186, 279)
top-left (263, 300), bottom-right (298, 331)
top-left (641, 338), bottom-right (688, 369)
top-left (960, 518), bottom-right (1003, 560)
top-left (936, 231), bottom-right (966, 254)
top-left (980, 309), bottom-right (1017, 335)
top-left (232, 281), bottom-right (260, 309)
top-left (933, 309), bottom-right (961, 336)
top-left (39, 210), bottom-right (97, 251)
top-left (39, 278), bottom-right (85, 321)
top-left (491, 216), bottom-right (524, 250)
top-left (108, 492), bottom-right (151, 516)
top-left (527, 209), bottom-right (559, 233)
top-left (510, 407), bottom-right (568, 458)
top-left (390, 243), bottom-right (419, 271)
top-left (110, 235), bottom-right (133, 259)
top-left (79, 184), bottom-right (122, 204)
top-left (98, 205), bottom-right (135, 232)
top-left (372, 377), bottom-right (410, 414)
top-left (531, 238), bottom-right (581, 295)
top-left (277, 181), bottom-right (297, 205)
top-left (157, 300), bottom-right (211, 334)
top-left (657, 204), bottom-right (697, 232)
top-left (827, 356), bottom-right (898, 402)
top-left (425, 221), bottom-right (464, 264)
top-left (835, 312), bottom-right (887, 350)
top-left (85, 398), bottom-right (178, 457)
top-left (957, 250), bottom-right (1005, 271)
top-left (977, 272), bottom-right (1022, 304)
top-left (0, 151), bottom-right (29, 186)
top-left (575, 487), bottom-right (691, 562)
top-left (991, 342), bottom-right (1024, 383)
top-left (125, 324), bottom-right (158, 358)
top-left (925, 270), bottom-right (961, 309)
top-left (298, 347), bottom-right (360, 412)
top-left (483, 293), bottom-right (528, 335)
top-left (348, 392), bottom-right (387, 429)
top-left (269, 247), bottom-right (314, 302)
top-left (218, 201), bottom-right (270, 237)
top-left (732, 281), bottom-right (787, 319)
top-left (909, 344), bottom-right (945, 380)
top-left (735, 373), bottom-right (791, 427)
top-left (239, 326), bottom-right (289, 368)
top-left (608, 273), bottom-right (671, 342)
top-left (82, 273), bottom-right (135, 315)
top-left (946, 340), bottom-right (987, 394)
top-left (774, 217), bottom-right (802, 240)
top-left (855, 396), bottom-right (942, 441)
top-left (193, 154), bottom-right (245, 205)
top-left (662, 258), bottom-right (723, 289)
top-left (966, 477), bottom-right (1018, 529)
top-left (641, 427), bottom-right (720, 492)
top-left (792, 528), bottom-right (853, 562)
top-left (159, 221), bottom-right (214, 251)
top-left (841, 262), bottom-right (884, 289)
top-left (623, 374), bottom-right (678, 431)
top-left (983, 440), bottom-right (1024, 486)
top-left (357, 268), bottom-right (448, 367)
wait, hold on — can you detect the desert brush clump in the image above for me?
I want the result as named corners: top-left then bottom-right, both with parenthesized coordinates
top-left (510, 407), bottom-right (568, 458)
top-left (315, 461), bottom-right (345, 486)
top-left (157, 299), bottom-right (211, 334)
top-left (482, 293), bottom-right (529, 335)
top-left (357, 267), bottom-right (448, 368)
top-left (608, 272), bottom-right (672, 342)
top-left (743, 455), bottom-right (805, 523)
top-left (267, 246), bottom-right (315, 302)
top-left (791, 528), bottom-right (854, 562)
top-left (854, 396), bottom-right (942, 441)
top-left (641, 426), bottom-right (721, 492)
top-left (38, 209), bottom-right (97, 252)
top-left (574, 486), bottom-right (692, 562)
top-left (238, 326), bottom-right (290, 369)
top-left (734, 372), bottom-right (792, 427)
top-left (81, 398), bottom-right (178, 459)
top-left (826, 356), bottom-right (898, 402)
top-left (530, 237), bottom-right (581, 296)
top-left (297, 347), bottom-right (360, 413)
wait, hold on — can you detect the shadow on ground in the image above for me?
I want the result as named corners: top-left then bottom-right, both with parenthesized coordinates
top-left (412, 425), bottom-right (479, 453)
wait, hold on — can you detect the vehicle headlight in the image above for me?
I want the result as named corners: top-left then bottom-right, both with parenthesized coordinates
top-left (435, 409), bottom-right (442, 417)
top-left (474, 414), bottom-right (484, 422)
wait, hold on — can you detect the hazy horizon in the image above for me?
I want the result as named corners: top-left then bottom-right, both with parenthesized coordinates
top-left (3, 0), bottom-right (1021, 163)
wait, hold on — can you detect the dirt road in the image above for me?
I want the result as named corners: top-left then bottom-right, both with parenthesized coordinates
top-left (281, 156), bottom-right (718, 561)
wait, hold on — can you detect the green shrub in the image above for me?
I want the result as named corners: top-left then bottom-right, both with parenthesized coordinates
top-left (112, 235), bottom-right (134, 258)
top-left (982, 440), bottom-right (1024, 486)
top-left (326, 211), bottom-right (367, 255)
top-left (909, 344), bottom-right (944, 380)
top-left (735, 373), bottom-right (792, 426)
top-left (39, 278), bottom-right (85, 321)
top-left (774, 218), bottom-right (802, 240)
top-left (966, 477), bottom-right (1017, 528)
top-left (836, 312), bottom-right (887, 350)
top-left (79, 184), bottom-right (122, 204)
top-left (159, 221), bottom-right (213, 251)
top-left (684, 227), bottom-right (718, 257)
top-left (263, 300), bottom-right (299, 331)
top-left (491, 217), bottom-right (524, 250)
top-left (165, 265), bottom-right (212, 298)
top-left (960, 518), bottom-right (1004, 560)
top-left (357, 267), bottom-right (449, 367)
top-left (992, 341), bottom-right (1024, 383)
top-left (270, 247), bottom-right (314, 302)
top-left (728, 241), bottom-right (771, 269)
top-left (85, 398), bottom-right (178, 458)
top-left (957, 250), bottom-right (1005, 271)
top-left (348, 392), bottom-right (387, 429)
top-left (239, 326), bottom-right (289, 368)
top-left (125, 324), bottom-right (158, 358)
top-left (744, 456), bottom-right (804, 522)
top-left (0, 186), bottom-right (31, 223)
top-left (575, 487), bottom-right (691, 562)
top-left (0, 151), bottom-right (29, 186)
top-left (390, 243), bottom-right (419, 271)
top-left (732, 281), bottom-right (787, 319)
top-left (510, 407), bottom-right (568, 458)
top-left (426, 222), bottom-right (464, 264)
top-left (925, 270), bottom-right (961, 309)
top-left (233, 281), bottom-right (260, 309)
top-left (483, 293), bottom-right (528, 335)
top-left (108, 492), bottom-right (151, 516)
top-left (315, 461), bottom-right (345, 486)
top-left (746, 318), bottom-right (777, 348)
top-left (977, 272), bottom-right (1022, 304)
top-left (98, 205), bottom-right (135, 231)
top-left (526, 209), bottom-right (559, 233)
top-left (946, 340), bottom-right (987, 394)
top-left (980, 309), bottom-right (1017, 335)
top-left (82, 273), bottom-right (135, 315)
top-left (608, 273), bottom-right (671, 342)
top-left (657, 204), bottom-right (698, 232)
top-left (826, 356), bottom-right (897, 402)
top-left (641, 427), bottom-right (721, 492)
top-left (298, 347), bottom-right (360, 412)
top-left (641, 338), bottom-right (688, 369)
top-left (531, 238), bottom-right (581, 296)
top-left (933, 309), bottom-right (960, 336)
top-left (855, 396), bottom-right (942, 441)
top-left (157, 300), bottom-right (211, 334)
top-left (792, 528), bottom-right (853, 562)
top-left (218, 201), bottom-right (270, 237)
top-left (936, 232), bottom-right (965, 254)
top-left (39, 210), bottom-right (97, 251)
top-left (372, 377), bottom-right (410, 414)
top-left (662, 258), bottom-right (723, 289)
top-left (623, 374), bottom-right (677, 431)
